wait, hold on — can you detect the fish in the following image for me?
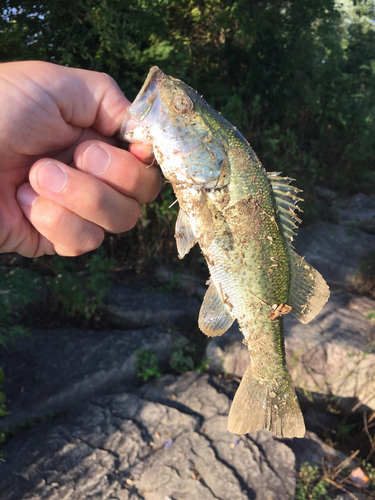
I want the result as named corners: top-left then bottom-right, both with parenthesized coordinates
top-left (119, 67), bottom-right (330, 438)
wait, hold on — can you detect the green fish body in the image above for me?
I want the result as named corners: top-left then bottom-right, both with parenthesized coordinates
top-left (120, 67), bottom-right (330, 438)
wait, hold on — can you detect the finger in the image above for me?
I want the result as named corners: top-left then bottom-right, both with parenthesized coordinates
top-left (17, 183), bottom-right (105, 257)
top-left (74, 140), bottom-right (161, 204)
top-left (0, 62), bottom-right (131, 168)
top-left (27, 159), bottom-right (141, 234)
top-left (128, 143), bottom-right (155, 164)
top-left (52, 128), bottom-right (120, 166)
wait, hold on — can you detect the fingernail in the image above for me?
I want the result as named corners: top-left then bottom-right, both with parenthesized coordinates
top-left (38, 162), bottom-right (68, 193)
top-left (17, 184), bottom-right (39, 207)
top-left (83, 144), bottom-right (111, 175)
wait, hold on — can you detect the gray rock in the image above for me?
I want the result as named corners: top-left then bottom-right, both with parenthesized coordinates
top-left (154, 265), bottom-right (207, 300)
top-left (293, 221), bottom-right (375, 287)
top-left (0, 326), bottom-right (183, 433)
top-left (0, 373), bottom-right (348, 500)
top-left (330, 193), bottom-right (375, 234)
top-left (206, 289), bottom-right (375, 410)
top-left (283, 430), bottom-right (347, 468)
top-left (104, 283), bottom-right (201, 330)
top-left (314, 186), bottom-right (337, 204)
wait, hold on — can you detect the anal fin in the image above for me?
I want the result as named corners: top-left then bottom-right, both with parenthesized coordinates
top-left (288, 250), bottom-right (330, 324)
top-left (227, 364), bottom-right (305, 438)
top-left (198, 280), bottom-right (235, 337)
top-left (175, 209), bottom-right (197, 259)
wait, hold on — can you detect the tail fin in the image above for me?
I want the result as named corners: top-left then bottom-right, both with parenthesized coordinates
top-left (227, 364), bottom-right (305, 438)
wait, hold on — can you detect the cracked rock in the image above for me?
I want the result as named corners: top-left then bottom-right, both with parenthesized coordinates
top-left (0, 373), bottom-right (347, 500)
top-left (0, 326), bottom-right (183, 433)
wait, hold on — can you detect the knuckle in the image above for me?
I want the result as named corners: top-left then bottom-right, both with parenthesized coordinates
top-left (124, 161), bottom-right (142, 194)
top-left (117, 201), bottom-right (140, 233)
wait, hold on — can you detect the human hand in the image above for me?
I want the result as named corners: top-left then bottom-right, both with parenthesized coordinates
top-left (0, 61), bottom-right (161, 257)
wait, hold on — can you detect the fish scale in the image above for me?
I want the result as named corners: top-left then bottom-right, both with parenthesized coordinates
top-left (120, 66), bottom-right (330, 438)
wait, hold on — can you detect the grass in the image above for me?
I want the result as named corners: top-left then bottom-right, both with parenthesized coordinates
top-left (295, 463), bottom-right (329, 500)
top-left (295, 450), bottom-right (375, 499)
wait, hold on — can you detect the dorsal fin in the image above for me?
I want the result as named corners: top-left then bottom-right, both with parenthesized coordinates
top-left (199, 280), bottom-right (235, 337)
top-left (268, 173), bottom-right (330, 322)
top-left (267, 172), bottom-right (304, 249)
top-left (175, 209), bottom-right (197, 259)
top-left (288, 249), bottom-right (330, 324)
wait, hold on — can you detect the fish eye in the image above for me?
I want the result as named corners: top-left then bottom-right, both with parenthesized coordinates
top-left (171, 92), bottom-right (193, 114)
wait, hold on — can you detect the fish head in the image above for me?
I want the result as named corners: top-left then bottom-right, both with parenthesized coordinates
top-left (120, 67), bottom-right (228, 189)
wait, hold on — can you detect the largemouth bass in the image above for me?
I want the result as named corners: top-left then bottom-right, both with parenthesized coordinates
top-left (120, 67), bottom-right (330, 438)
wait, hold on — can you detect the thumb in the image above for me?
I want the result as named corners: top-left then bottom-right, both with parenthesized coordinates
top-left (1, 61), bottom-right (130, 139)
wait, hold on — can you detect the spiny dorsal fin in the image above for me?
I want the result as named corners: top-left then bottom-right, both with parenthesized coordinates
top-left (175, 209), bottom-right (197, 259)
top-left (288, 249), bottom-right (330, 324)
top-left (267, 172), bottom-right (304, 249)
top-left (199, 280), bottom-right (235, 337)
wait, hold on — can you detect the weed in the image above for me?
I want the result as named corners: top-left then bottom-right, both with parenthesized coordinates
top-left (336, 422), bottom-right (356, 439)
top-left (135, 349), bottom-right (162, 382)
top-left (361, 459), bottom-right (375, 489)
top-left (170, 340), bottom-right (195, 373)
top-left (365, 310), bottom-right (375, 325)
top-left (0, 267), bottom-right (39, 348)
top-left (170, 338), bottom-right (209, 374)
top-left (196, 358), bottom-right (210, 373)
top-left (47, 248), bottom-right (114, 320)
top-left (0, 368), bottom-right (10, 417)
top-left (144, 273), bottom-right (182, 293)
top-left (295, 463), bottom-right (329, 500)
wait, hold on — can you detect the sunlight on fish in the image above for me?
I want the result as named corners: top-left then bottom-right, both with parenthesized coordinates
top-left (119, 67), bottom-right (330, 438)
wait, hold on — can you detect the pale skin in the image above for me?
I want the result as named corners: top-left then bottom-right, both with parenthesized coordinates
top-left (0, 60), bottom-right (161, 257)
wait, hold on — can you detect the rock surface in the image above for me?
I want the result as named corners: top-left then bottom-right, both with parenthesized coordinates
top-left (0, 373), bottom-right (348, 500)
top-left (104, 283), bottom-right (201, 330)
top-left (330, 193), bottom-right (375, 234)
top-left (293, 222), bottom-right (375, 287)
top-left (0, 326), bottom-right (183, 433)
top-left (206, 289), bottom-right (375, 410)
top-left (1, 193), bottom-right (375, 499)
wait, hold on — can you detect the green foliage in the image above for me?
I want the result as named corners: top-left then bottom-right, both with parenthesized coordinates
top-left (144, 273), bottom-right (182, 293)
top-left (1, 0), bottom-right (375, 265)
top-left (135, 339), bottom-right (208, 382)
top-left (0, 267), bottom-right (38, 348)
top-left (135, 349), bottom-right (162, 382)
top-left (1, 0), bottom-right (374, 197)
top-left (170, 340), bottom-right (195, 373)
top-left (365, 310), bottom-right (375, 325)
top-left (47, 249), bottom-right (114, 319)
top-left (361, 459), bottom-right (375, 489)
top-left (170, 338), bottom-right (209, 374)
top-left (336, 421), bottom-right (356, 439)
top-left (295, 463), bottom-right (329, 500)
top-left (0, 368), bottom-right (11, 417)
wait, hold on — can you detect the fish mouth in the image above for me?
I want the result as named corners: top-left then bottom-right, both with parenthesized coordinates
top-left (119, 67), bottom-right (165, 140)
top-left (134, 66), bottom-right (164, 103)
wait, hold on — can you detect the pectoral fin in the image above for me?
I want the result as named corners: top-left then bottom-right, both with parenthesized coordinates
top-left (198, 280), bottom-right (235, 337)
top-left (175, 209), bottom-right (197, 259)
top-left (288, 250), bottom-right (330, 324)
